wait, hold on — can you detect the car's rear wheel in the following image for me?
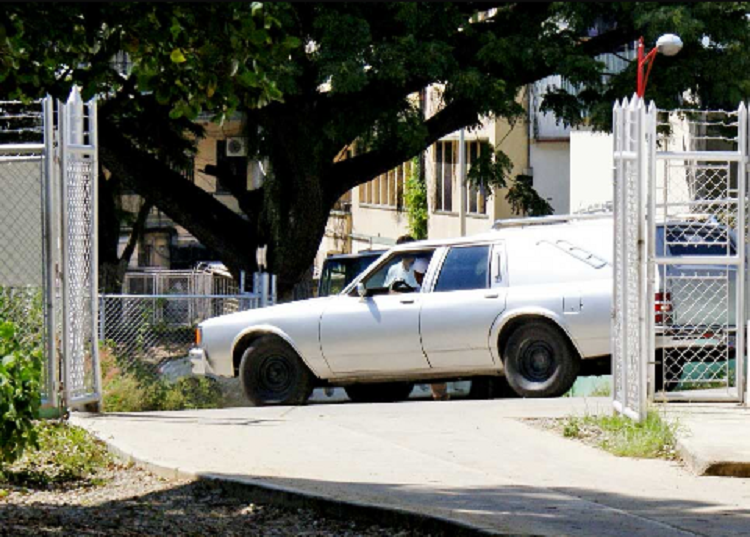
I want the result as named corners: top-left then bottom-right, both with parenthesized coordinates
top-left (239, 336), bottom-right (315, 406)
top-left (503, 321), bottom-right (580, 398)
top-left (344, 382), bottom-right (414, 403)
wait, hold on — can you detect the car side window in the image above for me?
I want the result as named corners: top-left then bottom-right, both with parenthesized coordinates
top-left (434, 245), bottom-right (490, 292)
top-left (360, 250), bottom-right (435, 295)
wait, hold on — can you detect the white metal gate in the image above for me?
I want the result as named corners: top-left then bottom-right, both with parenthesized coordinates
top-left (612, 97), bottom-right (650, 421)
top-left (613, 97), bottom-right (749, 420)
top-left (57, 89), bottom-right (101, 408)
top-left (0, 89), bottom-right (100, 411)
top-left (650, 105), bottom-right (747, 403)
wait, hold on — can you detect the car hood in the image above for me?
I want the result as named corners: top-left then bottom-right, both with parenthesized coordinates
top-left (199, 296), bottom-right (333, 329)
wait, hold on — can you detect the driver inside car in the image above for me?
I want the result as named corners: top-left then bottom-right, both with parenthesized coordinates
top-left (385, 255), bottom-right (430, 293)
top-left (384, 254), bottom-right (418, 290)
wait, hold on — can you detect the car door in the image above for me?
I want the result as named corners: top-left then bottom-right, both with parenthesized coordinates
top-left (419, 242), bottom-right (507, 370)
top-left (319, 250), bottom-right (433, 375)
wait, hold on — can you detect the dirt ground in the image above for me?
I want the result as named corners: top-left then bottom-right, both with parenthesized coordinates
top-left (0, 464), bottom-right (434, 536)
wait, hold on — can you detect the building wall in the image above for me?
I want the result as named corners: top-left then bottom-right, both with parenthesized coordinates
top-left (529, 141), bottom-right (571, 215)
top-left (569, 130), bottom-right (614, 213)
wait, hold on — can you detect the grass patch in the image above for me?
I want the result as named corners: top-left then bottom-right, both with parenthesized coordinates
top-left (100, 345), bottom-right (223, 412)
top-left (0, 421), bottom-right (112, 488)
top-left (561, 410), bottom-right (679, 459)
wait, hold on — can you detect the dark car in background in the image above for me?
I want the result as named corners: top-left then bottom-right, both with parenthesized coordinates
top-left (317, 250), bottom-right (386, 297)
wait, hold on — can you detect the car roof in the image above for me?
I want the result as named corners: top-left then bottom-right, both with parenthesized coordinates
top-left (324, 250), bottom-right (387, 261)
top-left (387, 217), bottom-right (614, 254)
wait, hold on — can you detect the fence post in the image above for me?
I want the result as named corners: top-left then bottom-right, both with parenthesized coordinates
top-left (42, 95), bottom-right (59, 408)
top-left (99, 296), bottom-right (106, 342)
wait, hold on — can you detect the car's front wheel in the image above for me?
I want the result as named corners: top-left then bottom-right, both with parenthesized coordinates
top-left (503, 321), bottom-right (580, 398)
top-left (344, 382), bottom-right (414, 403)
top-left (239, 336), bottom-right (315, 406)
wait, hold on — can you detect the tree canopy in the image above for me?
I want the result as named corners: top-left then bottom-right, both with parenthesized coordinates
top-left (2, 3), bottom-right (749, 293)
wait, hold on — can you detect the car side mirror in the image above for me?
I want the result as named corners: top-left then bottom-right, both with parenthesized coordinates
top-left (356, 282), bottom-right (367, 298)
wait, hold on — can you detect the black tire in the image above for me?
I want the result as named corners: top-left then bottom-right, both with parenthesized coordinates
top-left (239, 336), bottom-right (315, 406)
top-left (503, 321), bottom-right (580, 398)
top-left (344, 382), bottom-right (414, 403)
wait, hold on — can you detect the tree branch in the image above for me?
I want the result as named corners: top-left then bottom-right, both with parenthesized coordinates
top-left (326, 99), bottom-right (478, 200)
top-left (325, 19), bottom-right (637, 201)
top-left (99, 120), bottom-right (262, 277)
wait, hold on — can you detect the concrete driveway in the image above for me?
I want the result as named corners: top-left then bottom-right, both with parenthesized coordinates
top-left (72, 397), bottom-right (750, 536)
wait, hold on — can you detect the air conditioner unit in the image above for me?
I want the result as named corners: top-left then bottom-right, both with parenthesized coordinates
top-left (226, 137), bottom-right (247, 157)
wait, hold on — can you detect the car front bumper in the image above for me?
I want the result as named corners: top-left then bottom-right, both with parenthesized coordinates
top-left (189, 347), bottom-right (215, 376)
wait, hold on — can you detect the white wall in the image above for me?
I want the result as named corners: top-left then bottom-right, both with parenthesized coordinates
top-left (529, 141), bottom-right (570, 215)
top-left (569, 130), bottom-right (614, 213)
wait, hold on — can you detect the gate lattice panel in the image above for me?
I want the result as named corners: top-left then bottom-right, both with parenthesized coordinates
top-left (650, 107), bottom-right (747, 402)
top-left (58, 89), bottom-right (101, 408)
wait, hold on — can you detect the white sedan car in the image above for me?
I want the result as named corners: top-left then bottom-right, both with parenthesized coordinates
top-left (191, 215), bottom-right (615, 405)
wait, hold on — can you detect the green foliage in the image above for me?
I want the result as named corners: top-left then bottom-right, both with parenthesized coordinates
top-left (506, 175), bottom-right (553, 217)
top-left (467, 143), bottom-right (553, 216)
top-left (0, 321), bottom-right (42, 467)
top-left (100, 345), bottom-right (222, 412)
top-left (562, 410), bottom-right (679, 459)
top-left (0, 422), bottom-right (112, 487)
top-left (403, 157), bottom-right (428, 240)
top-left (1, 3), bottom-right (298, 120)
top-left (466, 142), bottom-right (513, 192)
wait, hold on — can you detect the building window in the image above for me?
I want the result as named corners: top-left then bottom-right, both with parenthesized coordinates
top-left (359, 161), bottom-right (411, 208)
top-left (433, 140), bottom-right (489, 215)
top-left (466, 140), bottom-right (488, 215)
top-left (435, 141), bottom-right (454, 212)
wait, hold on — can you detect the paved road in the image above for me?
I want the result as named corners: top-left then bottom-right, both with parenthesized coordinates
top-left (73, 398), bottom-right (750, 536)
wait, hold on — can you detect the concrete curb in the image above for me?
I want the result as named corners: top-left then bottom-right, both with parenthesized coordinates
top-left (86, 428), bottom-right (520, 537)
top-left (676, 437), bottom-right (750, 478)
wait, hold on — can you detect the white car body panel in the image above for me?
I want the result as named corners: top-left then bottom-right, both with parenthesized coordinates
top-left (319, 293), bottom-right (428, 374)
top-left (420, 242), bottom-right (508, 370)
top-left (199, 297), bottom-right (334, 377)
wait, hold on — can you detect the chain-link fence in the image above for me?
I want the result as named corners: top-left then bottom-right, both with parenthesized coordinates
top-left (123, 265), bottom-right (240, 296)
top-left (651, 107), bottom-right (747, 402)
top-left (0, 101), bottom-right (49, 401)
top-left (99, 294), bottom-right (258, 381)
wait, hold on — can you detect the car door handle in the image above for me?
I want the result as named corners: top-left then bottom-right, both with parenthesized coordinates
top-left (400, 297), bottom-right (415, 304)
top-left (484, 292), bottom-right (499, 299)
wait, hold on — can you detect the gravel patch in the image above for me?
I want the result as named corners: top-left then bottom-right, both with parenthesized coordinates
top-left (524, 417), bottom-right (606, 450)
top-left (0, 464), bottom-right (435, 536)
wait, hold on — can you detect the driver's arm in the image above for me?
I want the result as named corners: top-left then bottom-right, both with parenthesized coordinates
top-left (383, 264), bottom-right (398, 287)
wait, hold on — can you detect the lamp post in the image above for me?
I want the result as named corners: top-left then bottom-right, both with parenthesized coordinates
top-left (636, 33), bottom-right (683, 98)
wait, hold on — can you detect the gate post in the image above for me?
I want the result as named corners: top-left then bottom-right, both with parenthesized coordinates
top-left (740, 102), bottom-right (749, 406)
